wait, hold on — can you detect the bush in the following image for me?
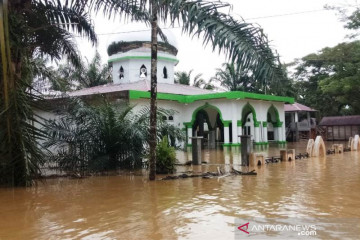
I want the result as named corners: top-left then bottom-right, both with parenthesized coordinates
top-left (156, 137), bottom-right (176, 174)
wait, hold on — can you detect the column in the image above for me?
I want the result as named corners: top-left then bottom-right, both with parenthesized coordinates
top-left (224, 126), bottom-right (230, 144)
top-left (274, 127), bottom-right (279, 141)
top-left (254, 121), bottom-right (260, 143)
top-left (187, 126), bottom-right (192, 145)
top-left (281, 122), bottom-right (286, 142)
top-left (263, 122), bottom-right (268, 143)
top-left (237, 120), bottom-right (242, 144)
top-left (232, 119), bottom-right (239, 144)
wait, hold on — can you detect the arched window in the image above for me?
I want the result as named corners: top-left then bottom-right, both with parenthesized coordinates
top-left (163, 66), bottom-right (168, 79)
top-left (119, 66), bottom-right (124, 79)
top-left (162, 115), bottom-right (167, 121)
top-left (168, 116), bottom-right (174, 121)
top-left (140, 64), bottom-right (147, 78)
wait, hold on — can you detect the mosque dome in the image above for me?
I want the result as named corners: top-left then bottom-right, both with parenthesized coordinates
top-left (107, 28), bottom-right (178, 56)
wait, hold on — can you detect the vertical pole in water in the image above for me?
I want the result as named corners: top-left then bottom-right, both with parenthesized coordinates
top-left (240, 135), bottom-right (251, 166)
top-left (191, 137), bottom-right (203, 165)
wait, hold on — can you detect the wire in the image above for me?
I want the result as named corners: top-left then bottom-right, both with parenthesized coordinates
top-left (91, 5), bottom-right (360, 37)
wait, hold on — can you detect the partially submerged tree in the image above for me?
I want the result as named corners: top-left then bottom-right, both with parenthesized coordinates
top-left (0, 0), bottom-right (96, 186)
top-left (44, 99), bottom-right (184, 175)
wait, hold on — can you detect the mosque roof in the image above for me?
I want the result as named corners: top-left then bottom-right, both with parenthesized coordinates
top-left (284, 102), bottom-right (316, 112)
top-left (68, 80), bottom-right (214, 97)
top-left (68, 80), bottom-right (294, 104)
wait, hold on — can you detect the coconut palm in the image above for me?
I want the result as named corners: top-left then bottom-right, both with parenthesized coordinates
top-left (56, 51), bottom-right (112, 91)
top-left (174, 70), bottom-right (202, 86)
top-left (43, 98), bottom-right (184, 175)
top-left (175, 70), bottom-right (215, 89)
top-left (212, 62), bottom-right (258, 92)
top-left (0, 0), bottom-right (96, 186)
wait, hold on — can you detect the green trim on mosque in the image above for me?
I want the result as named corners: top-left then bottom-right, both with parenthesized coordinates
top-left (129, 90), bottom-right (294, 104)
top-left (108, 55), bottom-right (179, 63)
top-left (254, 142), bottom-right (269, 145)
top-left (262, 122), bottom-right (268, 127)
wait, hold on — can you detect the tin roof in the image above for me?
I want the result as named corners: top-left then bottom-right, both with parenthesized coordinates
top-left (319, 115), bottom-right (360, 126)
top-left (284, 102), bottom-right (316, 112)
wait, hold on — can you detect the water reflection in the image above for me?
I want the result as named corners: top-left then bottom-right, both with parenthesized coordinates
top-left (0, 142), bottom-right (359, 239)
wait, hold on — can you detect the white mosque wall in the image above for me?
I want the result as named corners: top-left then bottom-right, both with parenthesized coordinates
top-left (110, 50), bottom-right (176, 85)
top-left (129, 98), bottom-right (286, 144)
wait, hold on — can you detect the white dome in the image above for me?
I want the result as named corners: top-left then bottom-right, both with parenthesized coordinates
top-left (107, 28), bottom-right (178, 49)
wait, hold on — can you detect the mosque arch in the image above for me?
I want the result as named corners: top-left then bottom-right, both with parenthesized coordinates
top-left (266, 105), bottom-right (281, 141)
top-left (186, 103), bottom-right (231, 144)
top-left (241, 102), bottom-right (258, 127)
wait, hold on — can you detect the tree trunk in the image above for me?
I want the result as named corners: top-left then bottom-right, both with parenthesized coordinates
top-left (149, 1), bottom-right (158, 181)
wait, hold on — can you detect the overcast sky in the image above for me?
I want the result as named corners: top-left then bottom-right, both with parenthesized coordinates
top-left (75, 0), bottom-right (357, 81)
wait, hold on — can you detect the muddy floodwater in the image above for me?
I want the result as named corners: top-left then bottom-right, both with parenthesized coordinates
top-left (1, 142), bottom-right (360, 239)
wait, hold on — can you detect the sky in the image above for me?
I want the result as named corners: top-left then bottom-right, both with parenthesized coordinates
top-left (75, 0), bottom-right (357, 81)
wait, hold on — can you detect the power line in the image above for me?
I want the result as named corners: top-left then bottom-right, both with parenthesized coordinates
top-left (91, 6), bottom-right (359, 37)
top-left (244, 9), bottom-right (326, 20)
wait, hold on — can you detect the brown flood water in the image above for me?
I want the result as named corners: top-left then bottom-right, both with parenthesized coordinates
top-left (0, 142), bottom-right (360, 239)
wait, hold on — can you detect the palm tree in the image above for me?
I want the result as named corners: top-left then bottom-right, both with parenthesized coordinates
top-left (175, 70), bottom-right (203, 86)
top-left (56, 51), bottom-right (112, 91)
top-left (0, 0), bottom-right (96, 186)
top-left (212, 63), bottom-right (257, 92)
top-left (44, 98), bottom-right (184, 175)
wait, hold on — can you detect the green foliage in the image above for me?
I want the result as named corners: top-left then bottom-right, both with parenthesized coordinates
top-left (175, 69), bottom-right (215, 89)
top-left (0, 0), bottom-right (96, 186)
top-left (212, 62), bottom-right (293, 96)
top-left (43, 99), bottom-right (184, 175)
top-left (155, 137), bottom-right (176, 174)
top-left (56, 51), bottom-right (112, 90)
top-left (293, 41), bottom-right (360, 116)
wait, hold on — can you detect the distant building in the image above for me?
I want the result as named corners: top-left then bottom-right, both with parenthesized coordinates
top-left (319, 115), bottom-right (360, 141)
top-left (285, 102), bottom-right (317, 141)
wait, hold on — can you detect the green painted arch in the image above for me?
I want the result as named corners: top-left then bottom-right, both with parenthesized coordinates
top-left (241, 102), bottom-right (260, 127)
top-left (183, 102), bottom-right (231, 128)
top-left (267, 104), bottom-right (281, 127)
top-left (194, 109), bottom-right (213, 130)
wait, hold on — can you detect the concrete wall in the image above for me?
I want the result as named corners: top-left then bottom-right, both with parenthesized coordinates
top-left (130, 98), bottom-right (286, 146)
top-left (111, 49), bottom-right (176, 85)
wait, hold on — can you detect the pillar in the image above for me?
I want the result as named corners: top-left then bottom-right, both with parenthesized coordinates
top-left (274, 127), bottom-right (279, 141)
top-left (254, 121), bottom-right (260, 143)
top-left (224, 126), bottom-right (230, 144)
top-left (191, 137), bottom-right (203, 165)
top-left (237, 121), bottom-right (242, 144)
top-left (187, 126), bottom-right (192, 145)
top-left (208, 130), bottom-right (216, 149)
top-left (263, 122), bottom-right (268, 143)
top-left (281, 122), bottom-right (286, 142)
top-left (232, 120), bottom-right (239, 144)
top-left (240, 135), bottom-right (251, 166)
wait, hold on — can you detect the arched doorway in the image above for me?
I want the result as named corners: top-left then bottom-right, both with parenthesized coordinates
top-left (241, 103), bottom-right (258, 141)
top-left (267, 105), bottom-right (280, 141)
top-left (190, 103), bottom-right (226, 147)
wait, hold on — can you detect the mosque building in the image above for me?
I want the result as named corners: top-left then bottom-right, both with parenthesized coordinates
top-left (46, 30), bottom-right (294, 147)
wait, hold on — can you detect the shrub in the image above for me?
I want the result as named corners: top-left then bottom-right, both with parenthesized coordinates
top-left (156, 137), bottom-right (176, 174)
